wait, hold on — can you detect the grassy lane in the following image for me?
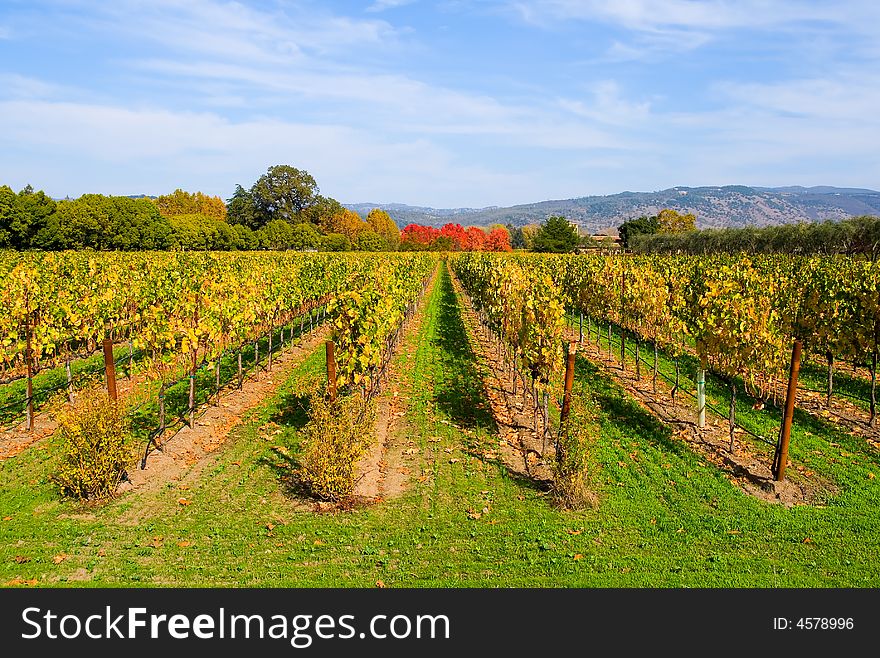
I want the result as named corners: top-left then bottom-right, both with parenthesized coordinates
top-left (573, 356), bottom-right (880, 585)
top-left (2, 263), bottom-right (880, 586)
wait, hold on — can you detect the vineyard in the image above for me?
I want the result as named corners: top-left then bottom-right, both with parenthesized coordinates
top-left (1, 250), bottom-right (880, 587)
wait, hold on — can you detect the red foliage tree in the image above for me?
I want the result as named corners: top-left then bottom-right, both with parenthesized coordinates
top-left (440, 223), bottom-right (468, 250)
top-left (485, 226), bottom-right (513, 252)
top-left (465, 226), bottom-right (486, 251)
top-left (400, 224), bottom-right (440, 248)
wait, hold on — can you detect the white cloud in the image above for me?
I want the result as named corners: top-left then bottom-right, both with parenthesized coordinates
top-left (366, 0), bottom-right (417, 12)
top-left (508, 1), bottom-right (870, 32)
top-left (557, 81), bottom-right (652, 126)
top-left (0, 98), bottom-right (540, 206)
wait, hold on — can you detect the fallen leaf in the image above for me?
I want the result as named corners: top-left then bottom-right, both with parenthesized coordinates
top-left (444, 447), bottom-right (454, 454)
top-left (97, 549), bottom-right (106, 557)
top-left (375, 580), bottom-right (386, 588)
top-left (869, 473), bottom-right (876, 480)
top-left (52, 554), bottom-right (67, 564)
top-left (13, 555), bottom-right (30, 564)
top-left (149, 537), bottom-right (164, 549)
top-left (266, 522), bottom-right (275, 531)
top-left (727, 530), bottom-right (741, 535)
top-left (177, 541), bottom-right (191, 548)
top-left (803, 537), bottom-right (813, 544)
top-left (566, 529), bottom-right (582, 536)
top-left (573, 554), bottom-right (583, 561)
top-left (2, 516), bottom-right (12, 521)
top-left (449, 458), bottom-right (460, 464)
top-left (178, 498), bottom-right (191, 506)
top-left (231, 461), bottom-right (241, 466)
top-left (314, 539), bottom-right (324, 546)
top-left (467, 510), bottom-right (482, 520)
top-left (6, 578), bottom-right (38, 587)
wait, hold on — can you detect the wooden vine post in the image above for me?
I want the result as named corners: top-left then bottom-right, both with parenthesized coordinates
top-left (773, 338), bottom-right (802, 481)
top-left (25, 314), bottom-right (35, 431)
top-left (560, 341), bottom-right (577, 424)
top-left (326, 340), bottom-right (338, 401)
top-left (103, 337), bottom-right (118, 401)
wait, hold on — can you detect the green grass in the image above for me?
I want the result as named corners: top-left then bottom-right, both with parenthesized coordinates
top-left (1, 266), bottom-right (879, 587)
top-left (0, 344), bottom-right (142, 428)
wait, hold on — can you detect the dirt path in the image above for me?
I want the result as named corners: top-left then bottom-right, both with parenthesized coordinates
top-left (564, 325), bottom-right (833, 506)
top-left (118, 325), bottom-right (331, 502)
top-left (352, 268), bottom-right (438, 503)
top-left (449, 266), bottom-right (554, 486)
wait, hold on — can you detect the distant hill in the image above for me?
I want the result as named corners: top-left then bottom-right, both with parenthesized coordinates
top-left (346, 185), bottom-right (880, 232)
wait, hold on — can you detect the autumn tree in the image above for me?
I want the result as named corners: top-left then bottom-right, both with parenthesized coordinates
top-left (400, 224), bottom-right (439, 249)
top-left (440, 223), bottom-right (468, 250)
top-left (657, 208), bottom-right (696, 234)
top-left (366, 208), bottom-right (400, 247)
top-left (465, 226), bottom-right (486, 251)
top-left (155, 189), bottom-right (227, 221)
top-left (326, 209), bottom-right (369, 241)
top-left (521, 224), bottom-right (540, 250)
top-left (486, 226), bottom-right (513, 252)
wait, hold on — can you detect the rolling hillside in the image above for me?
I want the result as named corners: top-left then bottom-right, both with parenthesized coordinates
top-left (347, 185), bottom-right (880, 232)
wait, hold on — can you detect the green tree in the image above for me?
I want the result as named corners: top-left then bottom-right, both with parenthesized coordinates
top-left (251, 164), bottom-right (318, 224)
top-left (506, 223), bottom-right (525, 249)
top-left (0, 185), bottom-right (23, 247)
top-left (290, 222), bottom-right (321, 251)
top-left (533, 215), bottom-right (578, 253)
top-left (169, 214), bottom-right (220, 250)
top-left (258, 219), bottom-right (297, 250)
top-left (306, 195), bottom-right (345, 229)
top-left (619, 215), bottom-right (659, 249)
top-left (226, 184), bottom-right (260, 230)
top-left (232, 224), bottom-right (259, 250)
top-left (322, 233), bottom-right (350, 252)
top-left (55, 195), bottom-right (170, 250)
top-left (356, 230), bottom-right (386, 251)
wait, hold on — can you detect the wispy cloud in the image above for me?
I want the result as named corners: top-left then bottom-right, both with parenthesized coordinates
top-left (366, 0), bottom-right (417, 12)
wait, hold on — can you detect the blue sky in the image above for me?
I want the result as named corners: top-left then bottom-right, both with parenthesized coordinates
top-left (0, 0), bottom-right (878, 207)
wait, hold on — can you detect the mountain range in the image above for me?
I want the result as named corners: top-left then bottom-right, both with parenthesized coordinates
top-left (346, 185), bottom-right (880, 233)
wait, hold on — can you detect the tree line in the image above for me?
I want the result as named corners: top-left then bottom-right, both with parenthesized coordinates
top-left (620, 211), bottom-right (880, 257)
top-left (0, 165), bottom-right (403, 252)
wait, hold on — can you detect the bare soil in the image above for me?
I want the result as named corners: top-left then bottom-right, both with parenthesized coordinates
top-left (117, 326), bottom-right (332, 502)
top-left (351, 269), bottom-right (438, 504)
top-left (449, 267), bottom-right (555, 486)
